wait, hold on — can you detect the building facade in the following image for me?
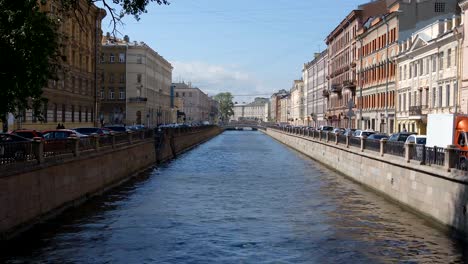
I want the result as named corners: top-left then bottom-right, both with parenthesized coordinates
top-left (230, 98), bottom-right (269, 121)
top-left (304, 50), bottom-right (328, 127)
top-left (173, 82), bottom-right (212, 123)
top-left (279, 95), bottom-right (291, 123)
top-left (269, 89), bottom-right (288, 122)
top-left (9, 0), bottom-right (106, 130)
top-left (290, 80), bottom-right (305, 125)
top-left (396, 18), bottom-right (461, 134)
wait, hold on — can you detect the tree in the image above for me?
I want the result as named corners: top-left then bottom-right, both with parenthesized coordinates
top-left (0, 0), bottom-right (60, 131)
top-left (214, 92), bottom-right (235, 123)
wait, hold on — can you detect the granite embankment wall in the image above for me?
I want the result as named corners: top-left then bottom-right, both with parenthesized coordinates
top-left (0, 126), bottom-right (222, 239)
top-left (265, 128), bottom-right (468, 235)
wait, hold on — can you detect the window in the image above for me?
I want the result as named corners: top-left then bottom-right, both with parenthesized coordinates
top-left (119, 53), bottom-right (125, 63)
top-left (110, 53), bottom-right (115, 63)
top-left (119, 88), bottom-right (125, 100)
top-left (408, 92), bottom-right (412, 108)
top-left (435, 2), bottom-right (445, 13)
top-left (137, 74), bottom-right (142, 83)
top-left (413, 63), bottom-right (418, 77)
top-left (119, 73), bottom-right (125, 83)
top-left (425, 88), bottom-right (429, 107)
top-left (438, 86), bottom-right (443, 107)
top-left (404, 65), bottom-right (407, 79)
top-left (398, 94), bottom-right (402, 111)
top-left (425, 57), bottom-right (430, 75)
top-left (43, 103), bottom-right (48, 123)
top-left (439, 52), bottom-right (444, 70)
top-left (432, 87), bottom-right (436, 108)
top-left (53, 103), bottom-right (58, 122)
top-left (447, 49), bottom-right (452, 67)
top-left (85, 108), bottom-right (88, 122)
top-left (137, 55), bottom-right (142, 64)
top-left (399, 66), bottom-right (402, 81)
top-left (176, 92), bottom-right (179, 97)
top-left (418, 60), bottom-right (423, 75)
top-left (409, 63), bottom-right (412, 78)
top-left (403, 93), bottom-right (406, 110)
top-left (109, 88), bottom-right (115, 100)
top-left (182, 92), bottom-right (185, 97)
top-left (100, 53), bottom-right (105, 63)
top-left (62, 104), bottom-right (66, 122)
top-left (71, 105), bottom-right (75, 122)
top-left (71, 76), bottom-right (75, 92)
top-left (79, 106), bottom-right (82, 122)
top-left (432, 55), bottom-right (437, 72)
top-left (109, 73), bottom-right (114, 83)
top-left (446, 85), bottom-right (450, 107)
top-left (100, 88), bottom-right (104, 99)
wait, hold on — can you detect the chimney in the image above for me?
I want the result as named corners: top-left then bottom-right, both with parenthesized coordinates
top-left (444, 18), bottom-right (452, 33)
top-left (452, 15), bottom-right (460, 29)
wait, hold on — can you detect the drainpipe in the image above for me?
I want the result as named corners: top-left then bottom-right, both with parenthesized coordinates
top-left (383, 16), bottom-right (390, 134)
top-left (358, 37), bottom-right (364, 130)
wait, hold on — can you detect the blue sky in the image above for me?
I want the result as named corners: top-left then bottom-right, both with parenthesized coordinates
top-left (100, 0), bottom-right (367, 103)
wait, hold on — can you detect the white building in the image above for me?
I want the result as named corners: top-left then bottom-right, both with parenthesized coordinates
top-left (396, 17), bottom-right (461, 134)
top-left (304, 50), bottom-right (328, 127)
top-left (231, 97), bottom-right (269, 121)
top-left (290, 80), bottom-right (305, 125)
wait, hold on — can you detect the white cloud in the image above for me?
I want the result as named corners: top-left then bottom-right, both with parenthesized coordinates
top-left (172, 61), bottom-right (272, 103)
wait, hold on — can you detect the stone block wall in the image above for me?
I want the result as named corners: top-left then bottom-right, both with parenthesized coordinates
top-left (266, 128), bottom-right (468, 236)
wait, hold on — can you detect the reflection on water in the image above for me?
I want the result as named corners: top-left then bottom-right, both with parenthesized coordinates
top-left (1, 131), bottom-right (467, 263)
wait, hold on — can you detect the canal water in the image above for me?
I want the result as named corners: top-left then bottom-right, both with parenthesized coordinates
top-left (2, 131), bottom-right (467, 263)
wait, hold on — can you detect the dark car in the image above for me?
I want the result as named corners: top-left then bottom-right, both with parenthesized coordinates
top-left (388, 132), bottom-right (416, 142)
top-left (104, 125), bottom-right (128, 133)
top-left (42, 129), bottom-right (82, 139)
top-left (11, 129), bottom-right (43, 139)
top-left (367, 133), bottom-right (389, 140)
top-left (73, 127), bottom-right (106, 136)
top-left (0, 133), bottom-right (32, 162)
top-left (0, 133), bottom-right (31, 142)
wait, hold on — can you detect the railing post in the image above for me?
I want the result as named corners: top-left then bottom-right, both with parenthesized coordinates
top-left (326, 131), bottom-right (330, 142)
top-left (444, 145), bottom-right (458, 171)
top-left (319, 131), bottom-right (322, 141)
top-left (32, 137), bottom-right (44, 164)
top-left (346, 135), bottom-right (350, 148)
top-left (380, 138), bottom-right (387, 157)
top-left (405, 142), bottom-right (414, 163)
top-left (128, 131), bottom-right (133, 144)
top-left (111, 133), bottom-right (116, 149)
top-left (360, 136), bottom-right (365, 152)
top-left (421, 145), bottom-right (426, 165)
top-left (92, 134), bottom-right (100, 151)
top-left (69, 136), bottom-right (79, 157)
top-left (335, 132), bottom-right (339, 145)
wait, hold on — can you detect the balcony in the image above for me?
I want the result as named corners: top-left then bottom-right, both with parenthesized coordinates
top-left (330, 84), bottom-right (342, 94)
top-left (409, 105), bottom-right (427, 118)
top-left (128, 97), bottom-right (148, 103)
top-left (322, 89), bottom-right (330, 97)
top-left (350, 62), bottom-right (356, 68)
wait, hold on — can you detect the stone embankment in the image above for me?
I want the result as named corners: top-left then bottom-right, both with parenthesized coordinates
top-left (0, 126), bottom-right (222, 239)
top-left (265, 127), bottom-right (468, 236)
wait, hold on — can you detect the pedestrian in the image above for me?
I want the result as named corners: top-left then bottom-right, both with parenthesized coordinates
top-left (56, 123), bottom-right (61, 129)
top-left (402, 127), bottom-right (407, 132)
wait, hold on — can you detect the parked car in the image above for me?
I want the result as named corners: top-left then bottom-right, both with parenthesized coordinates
top-left (104, 125), bottom-right (128, 133)
top-left (388, 132), bottom-right (416, 142)
top-left (405, 135), bottom-right (427, 145)
top-left (42, 129), bottom-right (86, 139)
top-left (11, 129), bottom-right (43, 139)
top-left (0, 133), bottom-right (31, 142)
top-left (318, 125), bottom-right (334, 132)
top-left (343, 128), bottom-right (357, 136)
top-left (73, 127), bottom-right (107, 136)
top-left (354, 130), bottom-right (375, 138)
top-left (367, 133), bottom-right (389, 140)
top-left (331, 128), bottom-right (345, 134)
top-left (0, 133), bottom-right (32, 161)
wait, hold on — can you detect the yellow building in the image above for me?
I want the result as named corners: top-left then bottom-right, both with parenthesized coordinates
top-left (5, 0), bottom-right (106, 131)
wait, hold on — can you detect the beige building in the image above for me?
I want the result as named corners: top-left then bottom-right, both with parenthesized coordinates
top-left (6, 0), bottom-right (106, 130)
top-left (173, 82), bottom-right (212, 123)
top-left (269, 89), bottom-right (288, 122)
top-left (304, 50), bottom-right (328, 127)
top-left (279, 95), bottom-right (291, 123)
top-left (459, 1), bottom-right (468, 114)
top-left (100, 37), bottom-right (173, 126)
top-left (290, 80), bottom-right (305, 125)
top-left (396, 17), bottom-right (461, 134)
top-left (231, 98), bottom-right (269, 121)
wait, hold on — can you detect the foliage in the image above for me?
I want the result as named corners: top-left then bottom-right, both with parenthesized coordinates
top-left (214, 92), bottom-right (235, 123)
top-left (0, 0), bottom-right (60, 130)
